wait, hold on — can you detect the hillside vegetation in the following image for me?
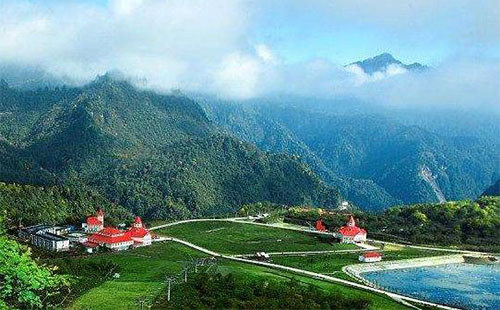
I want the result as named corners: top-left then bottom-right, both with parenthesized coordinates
top-left (202, 100), bottom-right (499, 211)
top-left (0, 77), bottom-right (338, 221)
top-left (285, 196), bottom-right (500, 250)
top-left (0, 182), bottom-right (132, 228)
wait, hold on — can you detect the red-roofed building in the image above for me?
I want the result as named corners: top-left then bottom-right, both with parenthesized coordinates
top-left (338, 215), bottom-right (367, 243)
top-left (87, 227), bottom-right (134, 251)
top-left (315, 219), bottom-right (327, 232)
top-left (127, 216), bottom-right (152, 247)
top-left (359, 251), bottom-right (382, 262)
top-left (82, 209), bottom-right (104, 233)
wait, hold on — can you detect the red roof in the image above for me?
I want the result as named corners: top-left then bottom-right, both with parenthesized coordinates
top-left (82, 241), bottom-right (99, 248)
top-left (87, 216), bottom-right (102, 226)
top-left (88, 227), bottom-right (132, 244)
top-left (363, 252), bottom-right (382, 258)
top-left (98, 227), bottom-right (123, 235)
top-left (134, 216), bottom-right (142, 224)
top-left (128, 227), bottom-right (150, 238)
top-left (97, 209), bottom-right (104, 216)
top-left (339, 225), bottom-right (367, 237)
top-left (315, 219), bottom-right (327, 232)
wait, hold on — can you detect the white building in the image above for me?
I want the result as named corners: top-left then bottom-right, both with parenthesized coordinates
top-left (82, 209), bottom-right (104, 233)
top-left (18, 224), bottom-right (70, 252)
top-left (359, 252), bottom-right (382, 263)
top-left (338, 215), bottom-right (367, 243)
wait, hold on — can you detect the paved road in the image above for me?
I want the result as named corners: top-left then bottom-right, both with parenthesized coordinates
top-left (232, 248), bottom-right (367, 258)
top-left (366, 238), bottom-right (497, 256)
top-left (159, 236), bottom-right (459, 310)
top-left (150, 217), bottom-right (493, 309)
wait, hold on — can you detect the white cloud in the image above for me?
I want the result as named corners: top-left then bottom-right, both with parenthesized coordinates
top-left (255, 44), bottom-right (277, 64)
top-left (0, 0), bottom-right (498, 111)
top-left (344, 63), bottom-right (408, 86)
top-left (111, 0), bottom-right (144, 16)
top-left (213, 52), bottom-right (263, 99)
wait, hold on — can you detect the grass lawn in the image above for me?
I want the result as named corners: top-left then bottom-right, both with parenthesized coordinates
top-left (211, 260), bottom-right (408, 310)
top-left (68, 242), bottom-right (208, 310)
top-left (155, 220), bottom-right (357, 254)
top-left (272, 245), bottom-right (451, 277)
top-left (65, 240), bottom-right (407, 310)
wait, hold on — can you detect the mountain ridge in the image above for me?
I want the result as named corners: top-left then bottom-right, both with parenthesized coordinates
top-left (0, 77), bottom-right (340, 220)
top-left (349, 53), bottom-right (427, 74)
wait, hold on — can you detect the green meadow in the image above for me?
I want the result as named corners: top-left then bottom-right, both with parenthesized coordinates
top-left (155, 220), bottom-right (356, 254)
top-left (64, 241), bottom-right (407, 310)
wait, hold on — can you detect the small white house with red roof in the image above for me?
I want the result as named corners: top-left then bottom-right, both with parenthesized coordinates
top-left (127, 216), bottom-right (152, 247)
top-left (338, 215), bottom-right (367, 243)
top-left (82, 209), bottom-right (104, 233)
top-left (359, 251), bottom-right (382, 263)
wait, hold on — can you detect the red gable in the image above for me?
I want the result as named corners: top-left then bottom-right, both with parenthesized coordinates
top-left (128, 227), bottom-right (150, 238)
top-left (99, 227), bottom-right (122, 235)
top-left (87, 216), bottom-right (102, 226)
top-left (315, 219), bottom-right (327, 232)
top-left (339, 225), bottom-right (367, 237)
top-left (88, 227), bottom-right (132, 244)
top-left (363, 252), bottom-right (382, 258)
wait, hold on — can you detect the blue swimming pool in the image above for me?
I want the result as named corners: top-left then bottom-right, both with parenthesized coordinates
top-left (361, 263), bottom-right (500, 309)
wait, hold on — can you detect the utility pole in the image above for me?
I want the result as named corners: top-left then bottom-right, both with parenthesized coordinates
top-left (183, 269), bottom-right (187, 283)
top-left (167, 278), bottom-right (172, 302)
top-left (165, 276), bottom-right (176, 302)
top-left (135, 296), bottom-right (149, 310)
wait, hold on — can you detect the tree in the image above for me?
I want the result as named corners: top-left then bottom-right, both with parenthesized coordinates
top-left (0, 215), bottom-right (72, 309)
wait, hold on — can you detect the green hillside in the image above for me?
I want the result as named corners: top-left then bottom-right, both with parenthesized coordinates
top-left (482, 179), bottom-right (500, 196)
top-left (0, 77), bottom-right (339, 221)
top-left (286, 196), bottom-right (500, 251)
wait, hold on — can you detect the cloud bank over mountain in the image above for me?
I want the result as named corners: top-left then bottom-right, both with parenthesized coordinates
top-left (0, 0), bottom-right (498, 111)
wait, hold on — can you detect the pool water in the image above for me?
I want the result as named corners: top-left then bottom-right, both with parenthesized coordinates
top-left (361, 263), bottom-right (500, 309)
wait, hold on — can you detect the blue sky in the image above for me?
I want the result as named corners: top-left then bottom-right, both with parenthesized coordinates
top-left (26, 0), bottom-right (499, 65)
top-left (250, 0), bottom-right (499, 65)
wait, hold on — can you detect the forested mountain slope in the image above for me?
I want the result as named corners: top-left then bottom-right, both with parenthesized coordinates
top-left (482, 179), bottom-right (500, 197)
top-left (201, 100), bottom-right (499, 210)
top-left (0, 76), bottom-right (339, 221)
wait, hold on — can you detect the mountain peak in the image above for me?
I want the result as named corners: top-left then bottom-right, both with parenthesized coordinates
top-left (371, 53), bottom-right (398, 63)
top-left (350, 53), bottom-right (426, 74)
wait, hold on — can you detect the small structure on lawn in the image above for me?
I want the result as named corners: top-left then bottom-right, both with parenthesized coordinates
top-left (82, 209), bottom-right (104, 233)
top-left (359, 251), bottom-right (382, 263)
top-left (338, 215), bottom-right (367, 243)
top-left (315, 219), bottom-right (327, 232)
top-left (254, 252), bottom-right (271, 262)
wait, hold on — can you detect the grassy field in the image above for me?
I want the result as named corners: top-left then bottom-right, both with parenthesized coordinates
top-left (155, 220), bottom-right (357, 254)
top-left (201, 260), bottom-right (408, 310)
top-left (63, 240), bottom-right (408, 310)
top-left (68, 242), bottom-right (208, 310)
top-left (272, 245), bottom-right (450, 277)
top-left (64, 222), bottom-right (448, 310)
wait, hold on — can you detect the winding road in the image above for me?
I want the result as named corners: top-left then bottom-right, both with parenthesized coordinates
top-left (150, 218), bottom-right (468, 310)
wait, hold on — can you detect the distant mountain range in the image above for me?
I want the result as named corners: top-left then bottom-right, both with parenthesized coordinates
top-left (0, 54), bottom-right (498, 216)
top-left (349, 53), bottom-right (427, 74)
top-left (200, 94), bottom-right (499, 211)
